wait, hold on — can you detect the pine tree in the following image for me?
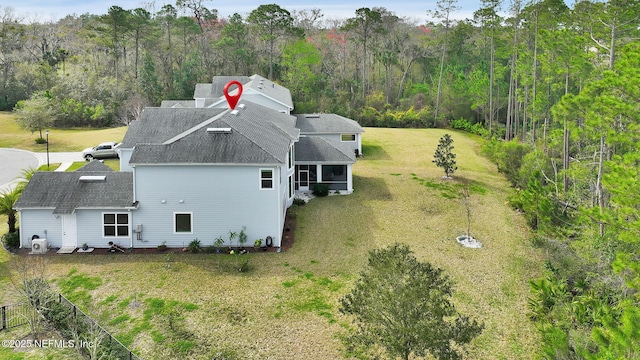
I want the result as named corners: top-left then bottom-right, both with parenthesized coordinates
top-left (433, 133), bottom-right (457, 178)
top-left (340, 243), bottom-right (483, 360)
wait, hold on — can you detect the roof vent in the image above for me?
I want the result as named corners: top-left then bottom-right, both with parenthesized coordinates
top-left (79, 175), bottom-right (106, 182)
top-left (230, 110), bottom-right (239, 116)
top-left (237, 103), bottom-right (246, 109)
top-left (207, 127), bottom-right (232, 133)
top-left (305, 114), bottom-right (320, 118)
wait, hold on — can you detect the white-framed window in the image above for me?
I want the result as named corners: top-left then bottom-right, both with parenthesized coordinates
top-left (288, 146), bottom-right (294, 169)
top-left (341, 134), bottom-right (356, 142)
top-left (260, 169), bottom-right (274, 189)
top-left (174, 212), bottom-right (193, 234)
top-left (103, 213), bottom-right (129, 237)
top-left (288, 175), bottom-right (293, 198)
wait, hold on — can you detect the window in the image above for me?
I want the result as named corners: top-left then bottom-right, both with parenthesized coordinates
top-left (174, 213), bottom-right (192, 233)
top-left (260, 169), bottom-right (273, 189)
top-left (103, 213), bottom-right (129, 237)
top-left (322, 165), bottom-right (348, 191)
top-left (289, 175), bottom-right (293, 198)
top-left (288, 146), bottom-right (293, 168)
top-left (341, 134), bottom-right (356, 142)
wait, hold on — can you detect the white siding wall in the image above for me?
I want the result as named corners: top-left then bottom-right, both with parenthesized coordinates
top-left (76, 210), bottom-right (133, 249)
top-left (119, 148), bottom-right (134, 172)
top-left (132, 165), bottom-right (284, 248)
top-left (19, 209), bottom-right (61, 249)
top-left (19, 209), bottom-right (134, 249)
top-left (241, 94), bottom-right (290, 114)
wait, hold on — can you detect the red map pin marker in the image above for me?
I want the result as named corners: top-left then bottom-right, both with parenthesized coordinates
top-left (223, 80), bottom-right (243, 110)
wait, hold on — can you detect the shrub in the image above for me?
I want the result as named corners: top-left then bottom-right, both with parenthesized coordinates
top-left (35, 137), bottom-right (47, 144)
top-left (188, 238), bottom-right (201, 253)
top-left (450, 118), bottom-right (473, 132)
top-left (2, 231), bottom-right (20, 248)
top-left (483, 138), bottom-right (532, 186)
top-left (450, 118), bottom-right (489, 137)
top-left (293, 197), bottom-right (306, 206)
top-left (312, 184), bottom-right (329, 197)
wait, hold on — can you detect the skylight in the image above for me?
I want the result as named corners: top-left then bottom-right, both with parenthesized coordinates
top-left (79, 176), bottom-right (106, 182)
top-left (206, 127), bottom-right (232, 133)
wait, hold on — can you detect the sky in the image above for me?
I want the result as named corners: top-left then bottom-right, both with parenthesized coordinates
top-left (8, 0), bottom-right (486, 24)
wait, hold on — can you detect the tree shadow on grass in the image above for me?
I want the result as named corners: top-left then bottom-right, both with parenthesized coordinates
top-left (352, 175), bottom-right (393, 201)
top-left (361, 143), bottom-right (391, 160)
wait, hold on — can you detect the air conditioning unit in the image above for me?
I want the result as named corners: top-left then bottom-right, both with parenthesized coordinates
top-left (31, 239), bottom-right (48, 254)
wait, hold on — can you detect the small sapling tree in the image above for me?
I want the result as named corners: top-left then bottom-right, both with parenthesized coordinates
top-left (433, 133), bottom-right (457, 178)
top-left (340, 243), bottom-right (484, 360)
top-left (461, 181), bottom-right (472, 239)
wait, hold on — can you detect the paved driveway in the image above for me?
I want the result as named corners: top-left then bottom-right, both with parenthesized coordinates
top-left (0, 149), bottom-right (82, 193)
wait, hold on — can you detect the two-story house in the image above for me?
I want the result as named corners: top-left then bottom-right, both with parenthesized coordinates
top-left (15, 75), bottom-right (363, 252)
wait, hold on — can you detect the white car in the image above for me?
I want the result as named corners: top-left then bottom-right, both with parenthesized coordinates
top-left (82, 142), bottom-right (121, 161)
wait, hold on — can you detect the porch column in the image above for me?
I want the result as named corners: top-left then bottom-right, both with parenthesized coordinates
top-left (347, 164), bottom-right (353, 193)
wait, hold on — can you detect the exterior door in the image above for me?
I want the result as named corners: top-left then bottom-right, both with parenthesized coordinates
top-left (61, 214), bottom-right (78, 248)
top-left (298, 168), bottom-right (309, 191)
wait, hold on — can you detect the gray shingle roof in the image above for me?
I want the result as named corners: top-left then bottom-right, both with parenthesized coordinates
top-left (161, 100), bottom-right (195, 108)
top-left (77, 160), bottom-right (113, 172)
top-left (295, 114), bottom-right (364, 134)
top-left (128, 101), bottom-right (299, 165)
top-left (246, 74), bottom-right (293, 110)
top-left (14, 163), bottom-right (134, 214)
top-left (194, 76), bottom-right (252, 99)
top-left (121, 108), bottom-right (226, 147)
top-left (194, 75), bottom-right (293, 110)
top-left (295, 136), bottom-right (356, 164)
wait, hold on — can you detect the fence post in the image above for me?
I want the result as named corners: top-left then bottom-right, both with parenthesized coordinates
top-left (1, 306), bottom-right (6, 330)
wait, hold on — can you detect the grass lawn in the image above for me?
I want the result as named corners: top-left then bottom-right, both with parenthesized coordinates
top-left (1, 126), bottom-right (544, 359)
top-left (0, 111), bottom-right (126, 152)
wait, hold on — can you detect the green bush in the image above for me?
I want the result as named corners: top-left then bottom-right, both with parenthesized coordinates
top-left (450, 118), bottom-right (473, 132)
top-left (312, 184), bottom-right (329, 197)
top-left (2, 231), bottom-right (20, 248)
top-left (188, 238), bottom-right (201, 253)
top-left (484, 138), bottom-right (532, 187)
top-left (450, 118), bottom-right (489, 137)
top-left (35, 137), bottom-right (47, 144)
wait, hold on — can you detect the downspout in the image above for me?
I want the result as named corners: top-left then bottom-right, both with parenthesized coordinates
top-left (277, 166), bottom-right (283, 248)
top-left (18, 210), bottom-right (23, 248)
top-left (132, 164), bottom-right (137, 249)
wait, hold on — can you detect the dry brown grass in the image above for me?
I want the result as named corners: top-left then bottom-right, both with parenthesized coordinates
top-left (1, 127), bottom-right (545, 359)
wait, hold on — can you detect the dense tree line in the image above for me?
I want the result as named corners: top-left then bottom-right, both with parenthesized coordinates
top-left (1, 0), bottom-right (635, 131)
top-left (481, 41), bottom-right (640, 358)
top-left (2, 0), bottom-right (640, 357)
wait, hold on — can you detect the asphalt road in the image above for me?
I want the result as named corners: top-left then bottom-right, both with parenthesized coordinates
top-left (0, 149), bottom-right (82, 193)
